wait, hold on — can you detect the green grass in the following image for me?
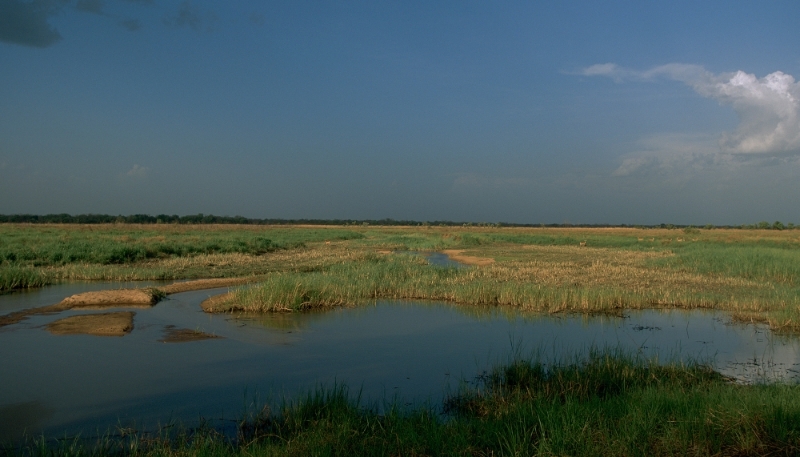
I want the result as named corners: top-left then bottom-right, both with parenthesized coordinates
top-left (0, 225), bottom-right (363, 268)
top-left (10, 353), bottom-right (800, 456)
top-left (655, 243), bottom-right (800, 286)
top-left (0, 225), bottom-right (364, 292)
top-left (0, 265), bottom-right (52, 291)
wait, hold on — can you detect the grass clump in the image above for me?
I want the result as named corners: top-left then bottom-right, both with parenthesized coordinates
top-left (0, 265), bottom-right (51, 291)
top-left (10, 353), bottom-right (800, 456)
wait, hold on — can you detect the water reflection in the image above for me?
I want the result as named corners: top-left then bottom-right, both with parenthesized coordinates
top-left (0, 282), bottom-right (798, 443)
top-left (392, 251), bottom-right (467, 268)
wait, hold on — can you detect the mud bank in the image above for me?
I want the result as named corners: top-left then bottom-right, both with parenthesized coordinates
top-left (158, 277), bottom-right (262, 294)
top-left (159, 325), bottom-right (222, 343)
top-left (46, 311), bottom-right (134, 336)
top-left (199, 292), bottom-right (234, 312)
top-left (0, 276), bottom-right (265, 329)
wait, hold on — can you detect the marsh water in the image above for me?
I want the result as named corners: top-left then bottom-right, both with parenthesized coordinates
top-left (2, 272), bottom-right (800, 442)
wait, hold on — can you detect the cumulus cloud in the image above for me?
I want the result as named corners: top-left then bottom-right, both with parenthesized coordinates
top-left (583, 63), bottom-right (800, 156)
top-left (0, 0), bottom-right (62, 48)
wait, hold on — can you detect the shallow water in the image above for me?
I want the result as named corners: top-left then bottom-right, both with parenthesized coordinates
top-left (1, 281), bottom-right (799, 442)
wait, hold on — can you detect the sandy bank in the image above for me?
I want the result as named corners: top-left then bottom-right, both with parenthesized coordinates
top-left (441, 249), bottom-right (495, 266)
top-left (46, 311), bottom-right (134, 336)
top-left (0, 276), bottom-right (265, 330)
top-left (58, 289), bottom-right (157, 308)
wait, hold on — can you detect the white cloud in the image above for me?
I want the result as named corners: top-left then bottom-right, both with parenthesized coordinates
top-left (125, 164), bottom-right (149, 178)
top-left (583, 63), bottom-right (800, 156)
top-left (611, 133), bottom-right (722, 177)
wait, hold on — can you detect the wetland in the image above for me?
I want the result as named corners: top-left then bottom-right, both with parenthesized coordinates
top-left (3, 223), bottom-right (800, 455)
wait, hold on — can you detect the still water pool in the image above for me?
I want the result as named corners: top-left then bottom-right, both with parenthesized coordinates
top-left (1, 280), bottom-right (799, 442)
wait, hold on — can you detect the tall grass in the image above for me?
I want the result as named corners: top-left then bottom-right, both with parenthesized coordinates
top-left (658, 243), bottom-right (800, 286)
top-left (219, 252), bottom-right (800, 323)
top-left (0, 265), bottom-right (51, 291)
top-left (10, 353), bottom-right (800, 456)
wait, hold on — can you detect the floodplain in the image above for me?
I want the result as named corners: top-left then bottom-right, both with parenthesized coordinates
top-left (2, 223), bottom-right (800, 455)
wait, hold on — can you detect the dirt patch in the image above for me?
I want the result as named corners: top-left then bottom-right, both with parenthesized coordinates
top-left (376, 250), bottom-right (392, 255)
top-left (158, 277), bottom-right (263, 294)
top-left (159, 325), bottom-right (222, 343)
top-left (442, 250), bottom-right (495, 266)
top-left (58, 289), bottom-right (158, 308)
top-left (200, 292), bottom-right (234, 312)
top-left (46, 311), bottom-right (134, 337)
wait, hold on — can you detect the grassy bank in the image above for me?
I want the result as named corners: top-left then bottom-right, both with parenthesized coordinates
top-left (10, 353), bottom-right (800, 456)
top-left (214, 242), bottom-right (800, 331)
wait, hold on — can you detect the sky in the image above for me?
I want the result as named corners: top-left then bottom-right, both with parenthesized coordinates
top-left (1, 0), bottom-right (800, 225)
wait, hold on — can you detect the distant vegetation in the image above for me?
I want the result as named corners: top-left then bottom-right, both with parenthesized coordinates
top-left (0, 213), bottom-right (796, 229)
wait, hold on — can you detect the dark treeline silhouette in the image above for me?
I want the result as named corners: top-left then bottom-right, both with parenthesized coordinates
top-left (0, 214), bottom-right (794, 230)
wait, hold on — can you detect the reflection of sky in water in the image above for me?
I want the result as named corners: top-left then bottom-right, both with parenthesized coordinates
top-left (1, 283), bottom-right (799, 442)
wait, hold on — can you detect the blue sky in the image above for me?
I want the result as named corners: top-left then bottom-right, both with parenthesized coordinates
top-left (2, 1), bottom-right (799, 224)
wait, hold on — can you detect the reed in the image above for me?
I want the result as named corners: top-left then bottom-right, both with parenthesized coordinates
top-left (215, 249), bottom-right (800, 331)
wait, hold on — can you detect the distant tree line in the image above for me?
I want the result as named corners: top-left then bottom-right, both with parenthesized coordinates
top-left (0, 214), bottom-right (795, 229)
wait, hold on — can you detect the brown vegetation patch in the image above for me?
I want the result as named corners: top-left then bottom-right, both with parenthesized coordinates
top-left (442, 250), bottom-right (495, 266)
top-left (58, 289), bottom-right (157, 308)
top-left (159, 325), bottom-right (222, 343)
top-left (46, 311), bottom-right (134, 337)
top-left (470, 245), bottom-right (759, 294)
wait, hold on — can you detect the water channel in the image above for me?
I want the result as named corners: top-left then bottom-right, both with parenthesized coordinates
top-left (2, 257), bottom-right (800, 443)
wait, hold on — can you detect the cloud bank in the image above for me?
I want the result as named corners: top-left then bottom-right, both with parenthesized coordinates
top-left (0, 0), bottom-right (62, 47)
top-left (582, 63), bottom-right (800, 156)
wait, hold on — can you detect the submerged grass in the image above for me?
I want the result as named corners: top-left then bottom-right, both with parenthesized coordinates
top-left (10, 353), bottom-right (800, 456)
